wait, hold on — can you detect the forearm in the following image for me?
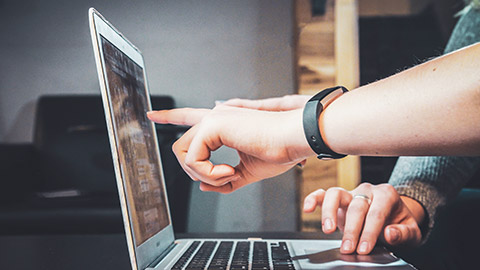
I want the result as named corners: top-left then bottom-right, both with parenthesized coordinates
top-left (321, 42), bottom-right (480, 156)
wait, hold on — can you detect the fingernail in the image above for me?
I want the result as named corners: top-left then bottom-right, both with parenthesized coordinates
top-left (358, 241), bottom-right (369, 253)
top-left (389, 228), bottom-right (400, 243)
top-left (342, 240), bottom-right (353, 251)
top-left (323, 218), bottom-right (333, 231)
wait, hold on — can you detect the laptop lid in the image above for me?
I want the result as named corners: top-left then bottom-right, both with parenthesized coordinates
top-left (89, 8), bottom-right (175, 270)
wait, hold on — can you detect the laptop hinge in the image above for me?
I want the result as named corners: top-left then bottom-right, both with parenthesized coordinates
top-left (146, 242), bottom-right (177, 269)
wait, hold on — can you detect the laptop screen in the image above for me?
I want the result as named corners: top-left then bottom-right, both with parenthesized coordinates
top-left (100, 35), bottom-right (170, 246)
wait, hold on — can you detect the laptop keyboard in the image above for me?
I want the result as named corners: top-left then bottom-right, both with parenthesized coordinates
top-left (171, 240), bottom-right (295, 270)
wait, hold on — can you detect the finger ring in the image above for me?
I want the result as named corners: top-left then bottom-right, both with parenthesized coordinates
top-left (353, 194), bottom-right (372, 205)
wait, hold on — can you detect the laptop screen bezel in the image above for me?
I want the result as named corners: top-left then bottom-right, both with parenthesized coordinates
top-left (89, 8), bottom-right (175, 270)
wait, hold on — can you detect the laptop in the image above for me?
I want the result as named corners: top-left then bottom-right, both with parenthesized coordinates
top-left (88, 8), bottom-right (415, 270)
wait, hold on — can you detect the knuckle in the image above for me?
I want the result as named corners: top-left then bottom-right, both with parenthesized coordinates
top-left (212, 105), bottom-right (222, 111)
top-left (327, 187), bottom-right (344, 196)
top-left (309, 188), bottom-right (324, 197)
top-left (378, 184), bottom-right (396, 195)
top-left (184, 157), bottom-right (195, 168)
top-left (376, 185), bottom-right (399, 206)
top-left (313, 189), bottom-right (326, 197)
top-left (281, 95), bottom-right (292, 103)
top-left (386, 195), bottom-right (400, 207)
top-left (172, 141), bottom-right (179, 152)
top-left (358, 182), bottom-right (372, 190)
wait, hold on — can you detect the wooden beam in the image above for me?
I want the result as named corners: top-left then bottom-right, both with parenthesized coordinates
top-left (335, 0), bottom-right (361, 190)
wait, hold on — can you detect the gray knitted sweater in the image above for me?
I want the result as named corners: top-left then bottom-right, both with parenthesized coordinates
top-left (389, 6), bottom-right (480, 238)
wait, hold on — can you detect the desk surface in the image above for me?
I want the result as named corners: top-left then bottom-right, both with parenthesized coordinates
top-left (0, 232), bottom-right (413, 270)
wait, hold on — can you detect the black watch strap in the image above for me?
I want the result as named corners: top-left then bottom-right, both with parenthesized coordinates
top-left (303, 86), bottom-right (348, 160)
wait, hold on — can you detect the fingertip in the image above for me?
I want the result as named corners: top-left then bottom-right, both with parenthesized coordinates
top-left (357, 241), bottom-right (371, 255)
top-left (146, 110), bottom-right (156, 120)
top-left (322, 218), bottom-right (335, 233)
top-left (211, 164), bottom-right (236, 178)
top-left (199, 182), bottom-right (235, 194)
top-left (303, 198), bottom-right (316, 212)
top-left (340, 239), bottom-right (354, 254)
top-left (198, 182), bottom-right (219, 192)
top-left (146, 110), bottom-right (165, 123)
top-left (385, 225), bottom-right (401, 245)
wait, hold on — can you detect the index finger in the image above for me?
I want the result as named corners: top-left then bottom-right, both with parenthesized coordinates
top-left (223, 95), bottom-right (309, 111)
top-left (147, 108), bottom-right (211, 126)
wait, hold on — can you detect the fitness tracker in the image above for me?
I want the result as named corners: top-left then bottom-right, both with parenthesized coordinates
top-left (303, 86), bottom-right (348, 160)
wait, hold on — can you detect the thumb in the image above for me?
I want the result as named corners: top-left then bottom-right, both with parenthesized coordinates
top-left (384, 224), bottom-right (421, 246)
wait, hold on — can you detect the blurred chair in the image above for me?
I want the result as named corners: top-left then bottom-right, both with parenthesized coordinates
top-left (0, 95), bottom-right (191, 234)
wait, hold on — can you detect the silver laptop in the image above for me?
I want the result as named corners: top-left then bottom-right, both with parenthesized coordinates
top-left (88, 8), bottom-right (414, 270)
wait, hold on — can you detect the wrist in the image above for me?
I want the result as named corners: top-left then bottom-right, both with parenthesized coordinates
top-left (304, 86), bottom-right (348, 160)
top-left (283, 109), bottom-right (317, 162)
top-left (400, 195), bottom-right (426, 227)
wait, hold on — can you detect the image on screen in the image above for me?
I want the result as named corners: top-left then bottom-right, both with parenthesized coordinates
top-left (101, 36), bottom-right (169, 245)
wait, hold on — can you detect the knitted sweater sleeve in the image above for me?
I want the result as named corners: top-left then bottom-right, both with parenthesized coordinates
top-left (389, 156), bottom-right (480, 238)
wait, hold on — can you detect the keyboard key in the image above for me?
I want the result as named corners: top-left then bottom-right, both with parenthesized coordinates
top-left (230, 241), bottom-right (250, 268)
top-left (174, 240), bottom-right (296, 270)
top-left (252, 241), bottom-right (270, 269)
top-left (207, 241), bottom-right (233, 270)
top-left (171, 241), bottom-right (201, 269)
top-left (185, 241), bottom-right (217, 269)
top-left (271, 242), bottom-right (295, 270)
